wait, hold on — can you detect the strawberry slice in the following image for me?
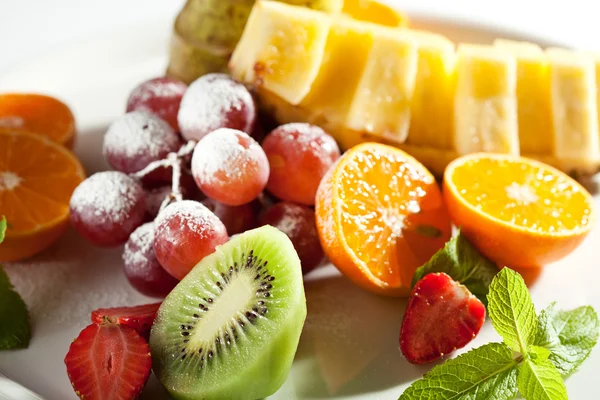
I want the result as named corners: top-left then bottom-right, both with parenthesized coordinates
top-left (400, 272), bottom-right (486, 364)
top-left (91, 302), bottom-right (161, 340)
top-left (65, 323), bottom-right (152, 400)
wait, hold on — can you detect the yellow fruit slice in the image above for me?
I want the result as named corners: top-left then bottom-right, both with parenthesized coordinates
top-left (453, 44), bottom-right (519, 155)
top-left (546, 48), bottom-right (600, 171)
top-left (229, 0), bottom-right (331, 104)
top-left (406, 30), bottom-right (456, 149)
top-left (346, 28), bottom-right (419, 142)
top-left (342, 0), bottom-right (409, 27)
top-left (493, 39), bottom-right (553, 156)
top-left (300, 17), bottom-right (375, 123)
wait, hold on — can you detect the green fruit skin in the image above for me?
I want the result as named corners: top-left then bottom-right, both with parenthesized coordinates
top-left (150, 226), bottom-right (307, 400)
top-left (168, 0), bottom-right (342, 84)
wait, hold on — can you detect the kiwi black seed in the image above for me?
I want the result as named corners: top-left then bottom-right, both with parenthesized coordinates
top-left (150, 226), bottom-right (306, 400)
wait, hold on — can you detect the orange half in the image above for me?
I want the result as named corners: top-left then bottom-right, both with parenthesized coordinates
top-left (0, 131), bottom-right (85, 261)
top-left (444, 153), bottom-right (596, 268)
top-left (315, 142), bottom-right (451, 296)
top-left (0, 93), bottom-right (76, 148)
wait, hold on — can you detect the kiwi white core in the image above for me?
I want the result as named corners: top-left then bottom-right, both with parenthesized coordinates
top-left (188, 271), bottom-right (256, 349)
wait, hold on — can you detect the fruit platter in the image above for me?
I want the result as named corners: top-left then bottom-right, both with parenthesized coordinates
top-left (1, 1), bottom-right (600, 399)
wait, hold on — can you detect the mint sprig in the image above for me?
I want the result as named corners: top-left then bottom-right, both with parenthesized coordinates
top-left (488, 267), bottom-right (537, 354)
top-left (412, 231), bottom-right (498, 306)
top-left (534, 303), bottom-right (599, 376)
top-left (401, 267), bottom-right (599, 400)
top-left (0, 216), bottom-right (31, 350)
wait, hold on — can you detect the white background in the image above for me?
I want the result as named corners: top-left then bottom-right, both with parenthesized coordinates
top-left (1, 0), bottom-right (600, 74)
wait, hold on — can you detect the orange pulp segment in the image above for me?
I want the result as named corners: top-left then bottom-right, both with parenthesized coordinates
top-left (315, 142), bottom-right (451, 296)
top-left (0, 130), bottom-right (85, 261)
top-left (0, 93), bottom-right (76, 148)
top-left (444, 153), bottom-right (595, 268)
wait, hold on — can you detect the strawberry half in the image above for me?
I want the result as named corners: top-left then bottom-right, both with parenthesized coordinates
top-left (91, 302), bottom-right (161, 340)
top-left (65, 323), bottom-right (152, 400)
top-left (400, 272), bottom-right (486, 364)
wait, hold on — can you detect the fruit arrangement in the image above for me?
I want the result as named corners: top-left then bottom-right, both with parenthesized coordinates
top-left (230, 0), bottom-right (600, 175)
top-left (1, 1), bottom-right (600, 400)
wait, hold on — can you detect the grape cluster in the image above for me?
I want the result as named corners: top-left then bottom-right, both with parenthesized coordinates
top-left (69, 73), bottom-right (341, 297)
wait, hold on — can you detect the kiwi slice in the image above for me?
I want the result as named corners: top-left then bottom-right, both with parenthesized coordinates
top-left (150, 225), bottom-right (307, 400)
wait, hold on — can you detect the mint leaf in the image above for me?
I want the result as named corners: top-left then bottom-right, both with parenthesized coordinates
top-left (487, 268), bottom-right (537, 354)
top-left (517, 356), bottom-right (567, 400)
top-left (0, 216), bottom-right (6, 243)
top-left (534, 303), bottom-right (599, 376)
top-left (399, 343), bottom-right (518, 400)
top-left (0, 267), bottom-right (31, 349)
top-left (412, 232), bottom-right (498, 306)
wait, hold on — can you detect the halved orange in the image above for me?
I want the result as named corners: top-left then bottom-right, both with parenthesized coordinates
top-left (0, 93), bottom-right (76, 148)
top-left (315, 142), bottom-right (451, 296)
top-left (0, 130), bottom-right (85, 261)
top-left (444, 153), bottom-right (596, 268)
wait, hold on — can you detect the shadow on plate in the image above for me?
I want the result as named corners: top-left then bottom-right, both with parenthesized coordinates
top-left (289, 274), bottom-right (429, 398)
top-left (73, 124), bottom-right (111, 174)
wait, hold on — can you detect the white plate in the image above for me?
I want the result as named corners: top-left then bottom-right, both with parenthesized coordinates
top-left (0, 12), bottom-right (599, 400)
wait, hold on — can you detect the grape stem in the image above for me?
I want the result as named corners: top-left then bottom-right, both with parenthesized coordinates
top-left (131, 140), bottom-right (197, 212)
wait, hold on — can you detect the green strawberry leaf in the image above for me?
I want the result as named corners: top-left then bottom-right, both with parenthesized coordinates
top-left (517, 355), bottom-right (567, 400)
top-left (487, 268), bottom-right (537, 354)
top-left (0, 267), bottom-right (31, 350)
top-left (534, 302), bottom-right (599, 376)
top-left (0, 216), bottom-right (6, 243)
top-left (412, 231), bottom-right (498, 306)
top-left (399, 343), bottom-right (519, 400)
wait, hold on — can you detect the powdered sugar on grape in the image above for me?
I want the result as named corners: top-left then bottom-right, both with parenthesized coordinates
top-left (103, 111), bottom-right (179, 164)
top-left (70, 171), bottom-right (144, 225)
top-left (273, 123), bottom-right (340, 164)
top-left (178, 73), bottom-right (255, 139)
top-left (191, 128), bottom-right (263, 185)
top-left (154, 200), bottom-right (221, 236)
top-left (123, 222), bottom-right (155, 266)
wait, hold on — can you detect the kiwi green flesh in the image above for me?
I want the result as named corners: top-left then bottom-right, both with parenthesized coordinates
top-left (150, 225), bottom-right (307, 400)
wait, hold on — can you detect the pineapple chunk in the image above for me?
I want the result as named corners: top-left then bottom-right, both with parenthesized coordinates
top-left (342, 0), bottom-right (409, 27)
top-left (229, 1), bottom-right (331, 105)
top-left (454, 44), bottom-right (519, 155)
top-left (584, 51), bottom-right (600, 150)
top-left (300, 17), bottom-right (375, 124)
top-left (346, 28), bottom-right (419, 142)
top-left (546, 48), bottom-right (600, 168)
top-left (406, 30), bottom-right (456, 149)
top-left (494, 39), bottom-right (553, 156)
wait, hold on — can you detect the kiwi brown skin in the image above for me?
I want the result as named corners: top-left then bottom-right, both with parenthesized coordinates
top-left (150, 225), bottom-right (306, 400)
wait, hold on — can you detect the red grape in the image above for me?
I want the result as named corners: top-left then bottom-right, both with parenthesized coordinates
top-left (202, 198), bottom-right (259, 235)
top-left (262, 123), bottom-right (340, 205)
top-left (123, 223), bottom-right (179, 297)
top-left (260, 202), bottom-right (324, 274)
top-left (191, 128), bottom-right (269, 206)
top-left (126, 76), bottom-right (187, 131)
top-left (145, 186), bottom-right (173, 219)
top-left (178, 73), bottom-right (256, 142)
top-left (103, 111), bottom-right (181, 174)
top-left (153, 200), bottom-right (228, 280)
top-left (70, 171), bottom-right (146, 247)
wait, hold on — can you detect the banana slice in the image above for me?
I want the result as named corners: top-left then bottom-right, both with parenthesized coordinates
top-left (454, 44), bottom-right (519, 156)
top-left (229, 0), bottom-right (331, 105)
top-left (494, 39), bottom-right (553, 156)
top-left (546, 48), bottom-right (600, 170)
top-left (406, 30), bottom-right (456, 149)
top-left (299, 17), bottom-right (375, 124)
top-left (345, 28), bottom-right (418, 142)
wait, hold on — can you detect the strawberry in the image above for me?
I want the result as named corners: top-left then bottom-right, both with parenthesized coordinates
top-left (91, 302), bottom-right (161, 340)
top-left (64, 323), bottom-right (152, 400)
top-left (400, 272), bottom-right (486, 364)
